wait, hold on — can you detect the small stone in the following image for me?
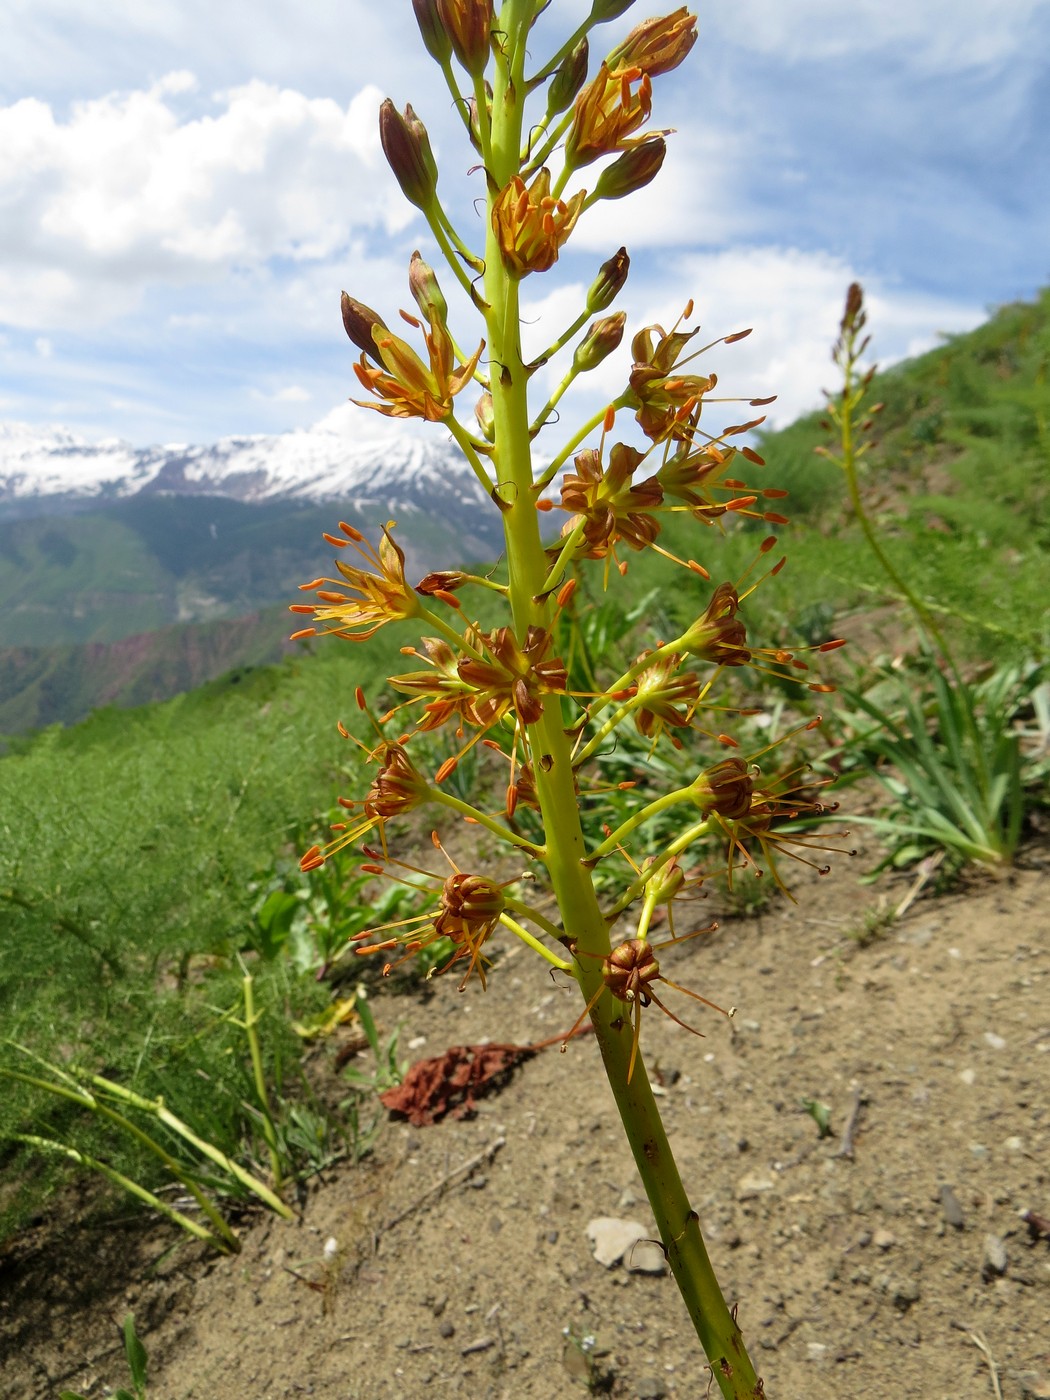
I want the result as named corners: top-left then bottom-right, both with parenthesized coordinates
top-left (890, 1277), bottom-right (921, 1310)
top-left (938, 1184), bottom-right (965, 1230)
top-left (1004, 1135), bottom-right (1024, 1152)
top-left (982, 1234), bottom-right (1008, 1279)
top-left (969, 1144), bottom-right (988, 1160)
top-left (737, 1173), bottom-right (775, 1201)
top-left (586, 1217), bottom-right (648, 1268)
top-left (625, 1240), bottom-right (667, 1276)
top-left (438, 1320), bottom-right (455, 1339)
top-left (856, 1230), bottom-right (872, 1248)
top-left (806, 1342), bottom-right (829, 1361)
top-left (959, 1068), bottom-right (976, 1086)
top-left (872, 1228), bottom-right (895, 1251)
top-left (636, 1379), bottom-right (667, 1399)
top-left (1016, 1372), bottom-right (1050, 1400)
top-left (984, 1031), bottom-right (1007, 1050)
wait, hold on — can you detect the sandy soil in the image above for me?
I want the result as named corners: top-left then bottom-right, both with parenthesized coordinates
top-left (2, 841), bottom-right (1049, 1400)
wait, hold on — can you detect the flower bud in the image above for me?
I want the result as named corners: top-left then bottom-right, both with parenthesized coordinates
top-left (593, 136), bottom-right (666, 200)
top-left (436, 0), bottom-right (493, 77)
top-left (586, 247), bottom-right (630, 312)
top-left (341, 293), bottom-right (386, 356)
top-left (546, 37), bottom-right (589, 116)
top-left (492, 167), bottom-right (586, 277)
top-left (572, 311), bottom-right (626, 373)
top-left (691, 758), bottom-right (753, 820)
top-left (607, 8), bottom-right (698, 78)
top-left (379, 99), bottom-right (437, 210)
top-left (474, 391), bottom-right (495, 442)
top-left (412, 0), bottom-right (453, 64)
top-left (589, 0), bottom-right (635, 20)
top-left (409, 251), bottom-right (449, 326)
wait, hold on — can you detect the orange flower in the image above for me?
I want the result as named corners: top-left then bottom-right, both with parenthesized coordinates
top-left (350, 273), bottom-right (483, 421)
top-left (689, 757), bottom-right (753, 819)
top-left (565, 62), bottom-right (660, 170)
top-left (290, 522), bottom-right (420, 642)
top-left (492, 168), bottom-right (586, 277)
top-left (679, 582), bottom-right (751, 667)
top-left (628, 318), bottom-right (716, 442)
top-left (299, 742), bottom-right (431, 872)
top-left (630, 651), bottom-right (703, 745)
top-left (457, 626), bottom-right (568, 727)
top-left (350, 837), bottom-right (513, 990)
top-left (606, 8), bottom-right (698, 78)
top-left (558, 442), bottom-right (664, 558)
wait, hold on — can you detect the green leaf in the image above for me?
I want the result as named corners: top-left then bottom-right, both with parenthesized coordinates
top-left (123, 1312), bottom-right (149, 1393)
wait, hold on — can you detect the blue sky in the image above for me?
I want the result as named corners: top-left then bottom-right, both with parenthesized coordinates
top-left (1, 0), bottom-right (1047, 449)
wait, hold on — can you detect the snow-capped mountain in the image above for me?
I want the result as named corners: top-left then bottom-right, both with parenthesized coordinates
top-left (0, 405), bottom-right (490, 520)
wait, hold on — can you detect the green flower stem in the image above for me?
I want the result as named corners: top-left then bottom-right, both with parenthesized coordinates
top-left (503, 895), bottom-right (570, 948)
top-left (634, 879), bottom-right (662, 943)
top-left (521, 109), bottom-right (576, 180)
top-left (530, 361), bottom-right (583, 437)
top-left (429, 786), bottom-right (546, 856)
top-left (478, 9), bottom-right (762, 1393)
top-left (534, 393), bottom-right (629, 493)
top-left (15, 1134), bottom-right (233, 1252)
top-left (539, 516), bottom-right (588, 594)
top-left (241, 971), bottom-right (284, 1192)
top-left (585, 784), bottom-right (698, 863)
top-left (531, 305), bottom-right (592, 374)
top-left (416, 599), bottom-right (490, 664)
top-left (526, 18), bottom-right (591, 90)
top-left (498, 910), bottom-right (573, 968)
top-left (609, 816), bottom-right (713, 918)
top-left (445, 415), bottom-right (497, 496)
top-left (573, 695), bottom-right (642, 763)
top-left (425, 206), bottom-right (484, 305)
top-left (438, 59), bottom-right (474, 143)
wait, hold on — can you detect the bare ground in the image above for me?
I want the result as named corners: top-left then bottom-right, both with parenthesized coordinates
top-left (2, 841), bottom-right (1049, 1400)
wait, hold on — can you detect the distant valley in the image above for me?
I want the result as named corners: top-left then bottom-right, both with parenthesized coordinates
top-left (0, 413), bottom-right (503, 732)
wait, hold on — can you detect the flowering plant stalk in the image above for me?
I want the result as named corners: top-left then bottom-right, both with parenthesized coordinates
top-left (293, 6), bottom-right (843, 1394)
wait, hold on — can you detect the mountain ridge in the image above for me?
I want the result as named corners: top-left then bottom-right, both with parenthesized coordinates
top-left (0, 406), bottom-right (486, 515)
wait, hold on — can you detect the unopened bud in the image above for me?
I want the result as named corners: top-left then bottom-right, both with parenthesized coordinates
top-left (587, 247), bottom-right (630, 312)
top-left (409, 251), bottom-right (449, 325)
top-left (572, 311), bottom-right (626, 373)
top-left (379, 99), bottom-right (437, 210)
top-left (607, 8), bottom-right (698, 77)
top-left (412, 0), bottom-right (453, 64)
top-left (474, 391), bottom-right (495, 442)
top-left (589, 0), bottom-right (635, 21)
top-left (547, 38), bottom-right (589, 116)
top-left (341, 293), bottom-right (385, 356)
top-left (436, 0), bottom-right (493, 77)
top-left (593, 137), bottom-right (666, 200)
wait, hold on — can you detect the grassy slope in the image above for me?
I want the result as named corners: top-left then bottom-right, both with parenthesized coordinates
top-left (0, 290), bottom-right (1046, 1239)
top-left (622, 289), bottom-right (1050, 665)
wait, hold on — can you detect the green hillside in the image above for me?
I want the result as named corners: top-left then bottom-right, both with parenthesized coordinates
top-left (0, 289), bottom-right (1046, 1245)
top-left (0, 604), bottom-right (299, 736)
top-left (619, 288), bottom-right (1050, 664)
top-left (0, 494), bottom-right (501, 649)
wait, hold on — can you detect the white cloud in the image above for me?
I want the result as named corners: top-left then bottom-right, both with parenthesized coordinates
top-left (0, 74), bottom-right (414, 327)
top-left (516, 247), bottom-right (985, 441)
top-left (251, 383), bottom-right (311, 404)
top-left (707, 0), bottom-right (1044, 71)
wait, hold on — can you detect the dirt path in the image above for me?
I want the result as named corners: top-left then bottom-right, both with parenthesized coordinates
top-left (3, 850), bottom-right (1049, 1399)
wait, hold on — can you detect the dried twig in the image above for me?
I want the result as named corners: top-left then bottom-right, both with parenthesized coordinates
top-left (379, 1135), bottom-right (506, 1236)
top-left (894, 850), bottom-right (945, 918)
top-left (836, 1087), bottom-right (864, 1160)
top-left (950, 1322), bottom-right (1002, 1400)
